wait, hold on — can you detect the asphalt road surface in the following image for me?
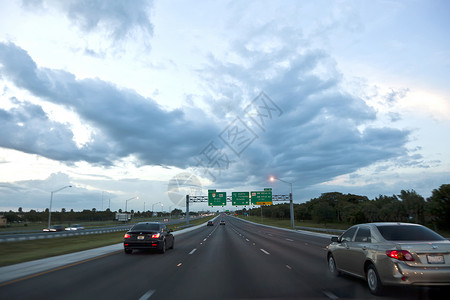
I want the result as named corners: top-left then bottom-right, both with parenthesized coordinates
top-left (0, 215), bottom-right (446, 300)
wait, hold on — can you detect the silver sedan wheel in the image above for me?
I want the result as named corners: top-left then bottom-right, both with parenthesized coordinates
top-left (367, 265), bottom-right (382, 295)
top-left (328, 255), bottom-right (339, 276)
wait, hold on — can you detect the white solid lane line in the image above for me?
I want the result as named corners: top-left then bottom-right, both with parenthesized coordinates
top-left (189, 248), bottom-right (197, 255)
top-left (138, 289), bottom-right (155, 300)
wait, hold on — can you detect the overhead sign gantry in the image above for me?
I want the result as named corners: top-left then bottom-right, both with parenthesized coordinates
top-left (250, 188), bottom-right (273, 206)
top-left (232, 192), bottom-right (250, 206)
top-left (208, 190), bottom-right (227, 206)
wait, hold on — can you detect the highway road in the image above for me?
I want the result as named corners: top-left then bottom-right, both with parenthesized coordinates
top-left (0, 215), bottom-right (446, 300)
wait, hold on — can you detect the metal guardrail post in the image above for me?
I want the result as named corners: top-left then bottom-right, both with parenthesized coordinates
top-left (186, 194), bottom-right (190, 225)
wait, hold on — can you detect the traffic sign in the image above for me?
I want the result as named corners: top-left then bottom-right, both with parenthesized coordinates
top-left (232, 192), bottom-right (250, 206)
top-left (208, 190), bottom-right (226, 206)
top-left (251, 189), bottom-right (273, 205)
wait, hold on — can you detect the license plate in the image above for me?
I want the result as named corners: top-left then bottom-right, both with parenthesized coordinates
top-left (137, 235), bottom-right (145, 240)
top-left (427, 255), bottom-right (444, 264)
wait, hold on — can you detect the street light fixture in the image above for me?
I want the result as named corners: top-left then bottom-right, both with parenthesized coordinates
top-left (270, 176), bottom-right (294, 228)
top-left (125, 196), bottom-right (139, 213)
top-left (48, 185), bottom-right (72, 228)
top-left (152, 202), bottom-right (162, 217)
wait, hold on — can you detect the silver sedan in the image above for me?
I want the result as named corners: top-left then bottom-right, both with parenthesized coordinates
top-left (327, 222), bottom-right (450, 295)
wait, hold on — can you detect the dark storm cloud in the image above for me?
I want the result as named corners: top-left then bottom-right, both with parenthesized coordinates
top-left (197, 26), bottom-right (415, 189)
top-left (22, 0), bottom-right (154, 43)
top-left (0, 100), bottom-right (84, 161)
top-left (0, 42), bottom-right (219, 167)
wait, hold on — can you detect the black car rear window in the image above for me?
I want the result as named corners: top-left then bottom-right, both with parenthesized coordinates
top-left (376, 225), bottom-right (445, 241)
top-left (131, 224), bottom-right (160, 231)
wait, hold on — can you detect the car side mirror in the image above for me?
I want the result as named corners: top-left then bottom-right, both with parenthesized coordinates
top-left (331, 236), bottom-right (339, 243)
top-left (168, 229), bottom-right (173, 233)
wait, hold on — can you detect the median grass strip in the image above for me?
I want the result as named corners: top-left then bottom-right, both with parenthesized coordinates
top-left (236, 215), bottom-right (450, 237)
top-left (237, 215), bottom-right (350, 231)
top-left (0, 216), bottom-right (214, 267)
top-left (0, 231), bottom-right (125, 267)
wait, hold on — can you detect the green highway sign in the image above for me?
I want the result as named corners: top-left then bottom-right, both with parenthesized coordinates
top-left (232, 192), bottom-right (250, 206)
top-left (208, 190), bottom-right (226, 206)
top-left (251, 189), bottom-right (273, 206)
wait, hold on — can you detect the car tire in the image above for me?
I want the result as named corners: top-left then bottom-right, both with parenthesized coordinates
top-left (328, 254), bottom-right (340, 276)
top-left (159, 240), bottom-right (166, 254)
top-left (124, 248), bottom-right (132, 254)
top-left (169, 238), bottom-right (174, 249)
top-left (366, 264), bottom-right (383, 295)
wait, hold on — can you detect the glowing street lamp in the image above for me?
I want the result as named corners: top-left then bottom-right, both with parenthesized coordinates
top-left (270, 176), bottom-right (294, 228)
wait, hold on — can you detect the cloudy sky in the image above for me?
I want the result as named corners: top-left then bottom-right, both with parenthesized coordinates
top-left (0, 0), bottom-right (449, 213)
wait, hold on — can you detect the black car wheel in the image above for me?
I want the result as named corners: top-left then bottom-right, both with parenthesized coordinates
top-left (169, 238), bottom-right (174, 249)
top-left (124, 248), bottom-right (132, 254)
top-left (159, 240), bottom-right (166, 254)
top-left (366, 264), bottom-right (383, 295)
top-left (327, 254), bottom-right (340, 276)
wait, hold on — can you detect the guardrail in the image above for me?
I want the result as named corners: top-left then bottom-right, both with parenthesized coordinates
top-left (0, 226), bottom-right (133, 243)
top-left (0, 217), bottom-right (205, 243)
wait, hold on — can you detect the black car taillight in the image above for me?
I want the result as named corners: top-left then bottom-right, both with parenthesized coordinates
top-left (386, 250), bottom-right (415, 261)
top-left (151, 233), bottom-right (160, 239)
top-left (124, 233), bottom-right (131, 239)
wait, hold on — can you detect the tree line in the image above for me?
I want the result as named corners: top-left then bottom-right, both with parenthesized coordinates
top-left (237, 184), bottom-right (450, 230)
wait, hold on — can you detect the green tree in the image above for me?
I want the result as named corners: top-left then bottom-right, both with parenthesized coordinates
top-left (311, 201), bottom-right (335, 224)
top-left (398, 190), bottom-right (425, 224)
top-left (4, 211), bottom-right (21, 223)
top-left (374, 195), bottom-right (407, 222)
top-left (427, 184), bottom-right (450, 230)
top-left (171, 208), bottom-right (182, 216)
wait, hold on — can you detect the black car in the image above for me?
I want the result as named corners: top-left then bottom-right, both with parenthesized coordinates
top-left (123, 222), bottom-right (174, 254)
top-left (219, 220), bottom-right (226, 225)
top-left (207, 221), bottom-right (214, 226)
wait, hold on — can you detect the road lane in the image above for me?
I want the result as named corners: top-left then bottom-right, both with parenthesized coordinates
top-left (0, 215), bottom-right (447, 300)
top-left (0, 224), bottom-right (217, 300)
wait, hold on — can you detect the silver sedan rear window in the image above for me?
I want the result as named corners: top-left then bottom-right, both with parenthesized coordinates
top-left (376, 225), bottom-right (445, 241)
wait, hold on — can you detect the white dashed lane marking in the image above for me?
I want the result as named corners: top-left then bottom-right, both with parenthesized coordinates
top-left (323, 290), bottom-right (339, 300)
top-left (138, 289), bottom-right (155, 300)
top-left (260, 248), bottom-right (270, 255)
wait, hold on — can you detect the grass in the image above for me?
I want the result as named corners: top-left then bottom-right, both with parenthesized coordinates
top-left (0, 216), bottom-right (214, 267)
top-left (237, 215), bottom-right (351, 231)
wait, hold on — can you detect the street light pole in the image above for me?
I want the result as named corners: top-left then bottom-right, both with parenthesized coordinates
top-left (125, 196), bottom-right (139, 213)
top-left (270, 176), bottom-right (294, 228)
top-left (152, 202), bottom-right (162, 218)
top-left (48, 185), bottom-right (72, 228)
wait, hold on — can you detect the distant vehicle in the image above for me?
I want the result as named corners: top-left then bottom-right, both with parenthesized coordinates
top-left (43, 225), bottom-right (65, 232)
top-left (207, 221), bottom-right (214, 226)
top-left (219, 220), bottom-right (226, 225)
top-left (65, 224), bottom-right (85, 231)
top-left (327, 222), bottom-right (450, 295)
top-left (123, 222), bottom-right (174, 254)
